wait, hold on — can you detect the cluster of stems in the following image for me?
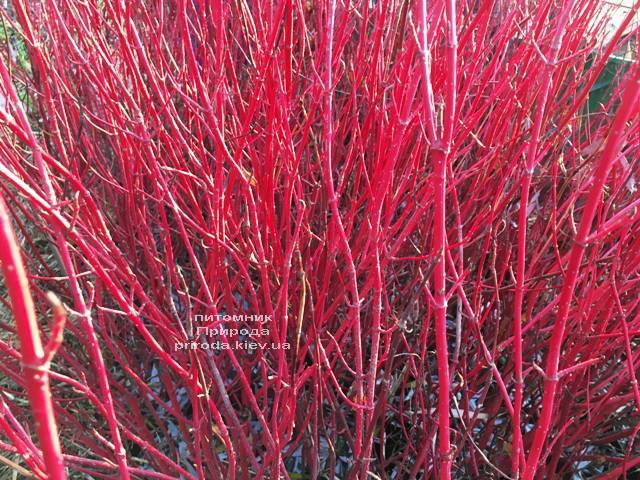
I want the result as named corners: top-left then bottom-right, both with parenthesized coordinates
top-left (0, 0), bottom-right (638, 478)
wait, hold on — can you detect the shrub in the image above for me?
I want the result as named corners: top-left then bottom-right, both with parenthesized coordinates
top-left (0, 0), bottom-right (638, 478)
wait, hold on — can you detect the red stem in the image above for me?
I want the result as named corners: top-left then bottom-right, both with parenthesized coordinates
top-left (0, 194), bottom-right (66, 480)
top-left (511, 3), bottom-right (573, 476)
